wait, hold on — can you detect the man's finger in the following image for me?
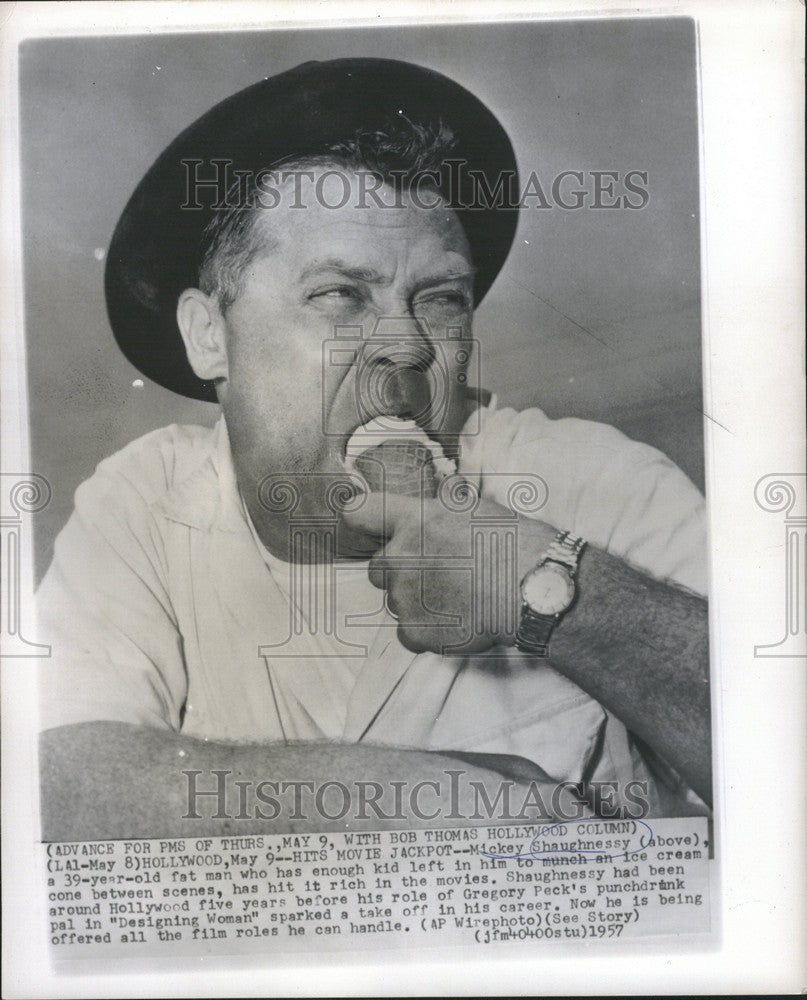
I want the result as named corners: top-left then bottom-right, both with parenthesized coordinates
top-left (367, 552), bottom-right (388, 590)
top-left (367, 557), bottom-right (418, 592)
top-left (340, 492), bottom-right (421, 537)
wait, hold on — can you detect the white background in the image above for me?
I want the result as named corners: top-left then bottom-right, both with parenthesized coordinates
top-left (2, 0), bottom-right (805, 995)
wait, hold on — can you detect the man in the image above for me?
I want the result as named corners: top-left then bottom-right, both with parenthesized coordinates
top-left (38, 59), bottom-right (710, 839)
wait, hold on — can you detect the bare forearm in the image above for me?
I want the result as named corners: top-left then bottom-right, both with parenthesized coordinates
top-left (39, 721), bottom-right (570, 841)
top-left (347, 491), bottom-right (712, 805)
top-left (518, 520), bottom-right (711, 803)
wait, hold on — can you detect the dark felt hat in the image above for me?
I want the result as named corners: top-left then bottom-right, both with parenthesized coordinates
top-left (105, 58), bottom-right (518, 401)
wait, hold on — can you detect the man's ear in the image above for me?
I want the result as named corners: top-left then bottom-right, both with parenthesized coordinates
top-left (176, 288), bottom-right (229, 383)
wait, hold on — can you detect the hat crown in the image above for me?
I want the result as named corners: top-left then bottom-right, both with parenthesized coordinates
top-left (105, 58), bottom-right (518, 400)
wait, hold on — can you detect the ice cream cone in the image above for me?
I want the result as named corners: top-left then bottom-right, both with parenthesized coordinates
top-left (354, 439), bottom-right (440, 498)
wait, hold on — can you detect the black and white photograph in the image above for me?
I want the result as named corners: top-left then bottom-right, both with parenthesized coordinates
top-left (1, 1), bottom-right (804, 995)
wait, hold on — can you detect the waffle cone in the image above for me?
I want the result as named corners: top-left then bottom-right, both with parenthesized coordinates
top-left (354, 439), bottom-right (439, 498)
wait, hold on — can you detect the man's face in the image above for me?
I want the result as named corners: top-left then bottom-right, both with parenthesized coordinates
top-left (216, 167), bottom-right (476, 559)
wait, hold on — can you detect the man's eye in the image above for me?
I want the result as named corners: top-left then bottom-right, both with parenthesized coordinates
top-left (310, 286), bottom-right (362, 302)
top-left (414, 291), bottom-right (471, 311)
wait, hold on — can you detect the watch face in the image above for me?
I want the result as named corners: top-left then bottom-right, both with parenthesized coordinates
top-left (522, 562), bottom-right (575, 614)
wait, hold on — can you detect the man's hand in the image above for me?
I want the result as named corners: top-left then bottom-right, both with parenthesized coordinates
top-left (344, 489), bottom-right (712, 805)
top-left (342, 491), bottom-right (554, 655)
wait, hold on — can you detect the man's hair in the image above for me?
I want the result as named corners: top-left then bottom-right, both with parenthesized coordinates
top-left (197, 118), bottom-right (457, 312)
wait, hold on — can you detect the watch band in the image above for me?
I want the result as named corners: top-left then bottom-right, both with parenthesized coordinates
top-left (516, 530), bottom-right (585, 656)
top-left (543, 530), bottom-right (586, 570)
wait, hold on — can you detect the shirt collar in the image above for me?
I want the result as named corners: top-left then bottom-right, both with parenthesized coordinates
top-left (156, 394), bottom-right (496, 534)
top-left (156, 416), bottom-right (247, 533)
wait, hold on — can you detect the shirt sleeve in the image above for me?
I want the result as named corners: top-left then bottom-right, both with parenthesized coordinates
top-left (459, 404), bottom-right (707, 596)
top-left (37, 459), bottom-right (189, 733)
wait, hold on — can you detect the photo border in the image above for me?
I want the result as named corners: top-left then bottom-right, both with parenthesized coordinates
top-left (1, 1), bottom-right (804, 996)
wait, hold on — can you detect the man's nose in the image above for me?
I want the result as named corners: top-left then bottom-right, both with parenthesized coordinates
top-left (358, 316), bottom-right (437, 422)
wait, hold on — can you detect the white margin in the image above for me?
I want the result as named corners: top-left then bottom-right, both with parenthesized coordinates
top-left (1, 1), bottom-right (804, 996)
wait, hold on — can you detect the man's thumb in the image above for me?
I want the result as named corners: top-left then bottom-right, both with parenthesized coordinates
top-left (340, 492), bottom-right (417, 536)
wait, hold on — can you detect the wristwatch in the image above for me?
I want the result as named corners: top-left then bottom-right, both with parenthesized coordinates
top-left (516, 530), bottom-right (586, 656)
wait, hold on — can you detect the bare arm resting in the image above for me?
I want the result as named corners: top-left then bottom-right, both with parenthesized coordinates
top-left (547, 532), bottom-right (711, 806)
top-left (345, 496), bottom-right (712, 806)
top-left (40, 722), bottom-right (580, 842)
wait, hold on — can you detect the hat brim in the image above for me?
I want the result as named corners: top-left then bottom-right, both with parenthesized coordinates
top-left (105, 58), bottom-right (518, 401)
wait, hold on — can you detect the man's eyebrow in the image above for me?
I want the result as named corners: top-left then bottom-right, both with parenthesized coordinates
top-left (415, 267), bottom-right (477, 288)
top-left (297, 258), bottom-right (477, 285)
top-left (298, 259), bottom-right (385, 283)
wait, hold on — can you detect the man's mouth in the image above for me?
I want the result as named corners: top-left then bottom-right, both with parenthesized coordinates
top-left (344, 417), bottom-right (457, 497)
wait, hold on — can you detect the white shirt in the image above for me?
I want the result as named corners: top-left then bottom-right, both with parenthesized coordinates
top-left (37, 403), bottom-right (707, 814)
